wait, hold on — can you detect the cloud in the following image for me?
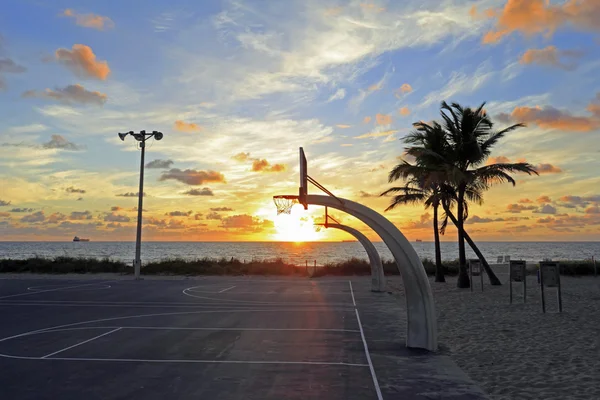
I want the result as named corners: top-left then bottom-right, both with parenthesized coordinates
top-left (111, 206), bottom-right (123, 212)
top-left (360, 3), bottom-right (385, 13)
top-left (206, 211), bottom-right (222, 220)
top-left (518, 198), bottom-right (532, 204)
top-left (174, 120), bottom-right (202, 133)
top-left (537, 195), bottom-right (552, 204)
top-left (0, 57), bottom-right (27, 90)
top-left (336, 124), bottom-right (351, 129)
top-left (535, 204), bottom-right (557, 214)
top-left (183, 188), bottom-right (213, 196)
top-left (104, 213), bottom-right (131, 222)
top-left (210, 207), bottom-right (233, 212)
top-left (194, 213), bottom-right (203, 220)
top-left (482, 0), bottom-right (600, 44)
top-left (363, 116), bottom-right (372, 124)
top-left (166, 210), bottom-right (193, 217)
top-left (558, 194), bottom-right (600, 208)
top-left (506, 204), bottom-right (536, 213)
top-left (421, 61), bottom-right (493, 107)
top-left (22, 84), bottom-right (107, 106)
top-left (375, 114), bottom-right (392, 125)
top-left (116, 192), bottom-right (145, 197)
top-left (398, 107), bottom-right (410, 116)
top-left (486, 156), bottom-right (511, 164)
top-left (21, 211), bottom-right (45, 223)
top-left (10, 208), bottom-right (35, 213)
top-left (145, 159), bottom-right (174, 169)
top-left (221, 214), bottom-right (272, 232)
top-left (66, 186), bottom-right (86, 194)
top-left (327, 88), bottom-right (346, 102)
top-left (55, 44), bottom-right (110, 80)
top-left (403, 213), bottom-right (432, 230)
top-left (355, 129), bottom-right (397, 139)
top-left (42, 135), bottom-right (84, 151)
top-left (520, 46), bottom-right (583, 70)
top-left (0, 200), bottom-right (11, 206)
top-left (232, 152), bottom-right (251, 162)
top-left (251, 159), bottom-right (287, 173)
top-left (585, 206), bottom-right (600, 214)
top-left (341, 144), bottom-right (353, 147)
top-left (47, 212), bottom-right (67, 223)
top-left (159, 169), bottom-right (225, 185)
top-left (466, 215), bottom-right (505, 224)
top-left (395, 83), bottom-right (413, 98)
top-left (69, 211), bottom-right (92, 220)
top-left (62, 9), bottom-right (114, 30)
top-left (498, 104), bottom-right (600, 132)
top-left (535, 163), bottom-right (562, 174)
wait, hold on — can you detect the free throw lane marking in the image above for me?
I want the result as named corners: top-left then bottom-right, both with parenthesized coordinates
top-left (218, 286), bottom-right (236, 293)
top-left (41, 328), bottom-right (122, 359)
top-left (349, 281), bottom-right (383, 400)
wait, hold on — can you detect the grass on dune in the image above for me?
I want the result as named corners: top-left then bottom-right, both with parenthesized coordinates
top-left (0, 256), bottom-right (597, 276)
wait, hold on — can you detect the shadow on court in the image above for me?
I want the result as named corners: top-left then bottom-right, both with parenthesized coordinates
top-left (0, 277), bottom-right (487, 399)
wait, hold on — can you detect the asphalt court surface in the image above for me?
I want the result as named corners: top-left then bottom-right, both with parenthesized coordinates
top-left (0, 277), bottom-right (488, 399)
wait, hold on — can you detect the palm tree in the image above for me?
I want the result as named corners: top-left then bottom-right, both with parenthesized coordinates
top-left (381, 122), bottom-right (450, 282)
top-left (439, 101), bottom-right (538, 288)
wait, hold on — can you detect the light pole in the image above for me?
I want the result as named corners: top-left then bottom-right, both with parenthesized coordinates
top-left (118, 130), bottom-right (164, 280)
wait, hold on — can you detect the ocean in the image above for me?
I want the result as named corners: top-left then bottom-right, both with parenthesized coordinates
top-left (0, 241), bottom-right (598, 266)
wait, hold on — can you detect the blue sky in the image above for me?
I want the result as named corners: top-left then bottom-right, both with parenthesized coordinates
top-left (1, 0), bottom-right (599, 241)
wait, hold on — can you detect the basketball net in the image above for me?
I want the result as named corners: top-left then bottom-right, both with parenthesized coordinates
top-left (273, 195), bottom-right (298, 215)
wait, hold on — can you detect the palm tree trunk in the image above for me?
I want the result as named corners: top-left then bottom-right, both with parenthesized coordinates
top-left (444, 208), bottom-right (502, 286)
top-left (432, 204), bottom-right (445, 282)
top-left (456, 188), bottom-right (469, 288)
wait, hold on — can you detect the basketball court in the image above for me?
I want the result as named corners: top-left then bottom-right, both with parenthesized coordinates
top-left (0, 277), bottom-right (487, 399)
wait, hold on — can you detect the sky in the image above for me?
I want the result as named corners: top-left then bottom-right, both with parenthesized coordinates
top-left (0, 0), bottom-right (599, 242)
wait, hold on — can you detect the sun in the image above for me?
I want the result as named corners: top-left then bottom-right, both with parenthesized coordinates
top-left (273, 207), bottom-right (322, 242)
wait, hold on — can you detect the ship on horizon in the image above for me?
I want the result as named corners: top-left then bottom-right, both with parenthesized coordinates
top-left (73, 236), bottom-right (90, 242)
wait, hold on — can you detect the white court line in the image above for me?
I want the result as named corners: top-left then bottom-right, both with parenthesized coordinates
top-left (0, 301), bottom-right (355, 310)
top-left (0, 281), bottom-right (115, 300)
top-left (349, 281), bottom-right (383, 400)
top-left (41, 327), bottom-right (122, 359)
top-left (38, 326), bottom-right (361, 334)
top-left (218, 286), bottom-right (236, 293)
top-left (0, 352), bottom-right (368, 367)
top-left (0, 308), bottom-right (357, 345)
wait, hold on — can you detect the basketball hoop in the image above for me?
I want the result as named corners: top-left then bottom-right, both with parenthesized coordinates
top-left (273, 195), bottom-right (299, 215)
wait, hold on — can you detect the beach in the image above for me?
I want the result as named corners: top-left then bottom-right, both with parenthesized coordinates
top-left (388, 273), bottom-right (600, 400)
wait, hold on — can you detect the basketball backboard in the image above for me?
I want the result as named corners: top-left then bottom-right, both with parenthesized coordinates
top-left (299, 147), bottom-right (307, 209)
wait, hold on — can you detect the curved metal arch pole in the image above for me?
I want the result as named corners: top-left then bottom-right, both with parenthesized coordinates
top-left (326, 223), bottom-right (386, 293)
top-left (306, 195), bottom-right (437, 351)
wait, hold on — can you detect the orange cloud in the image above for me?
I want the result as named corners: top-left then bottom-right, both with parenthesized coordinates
top-left (251, 159), bottom-right (287, 173)
top-left (174, 120), bottom-right (202, 133)
top-left (355, 130), bottom-right (398, 139)
top-left (55, 44), bottom-right (110, 80)
top-left (585, 206), bottom-right (600, 214)
top-left (336, 124), bottom-right (351, 128)
top-left (324, 6), bottom-right (343, 16)
top-left (486, 156), bottom-right (511, 165)
top-left (518, 198), bottom-right (533, 204)
top-left (520, 46), bottom-right (583, 70)
top-left (375, 113), bottom-right (392, 125)
top-left (483, 0), bottom-right (600, 44)
top-left (507, 204), bottom-right (536, 213)
top-left (159, 169), bottom-right (225, 185)
top-left (231, 152), bottom-right (250, 162)
top-left (535, 163), bottom-right (562, 174)
top-left (537, 195), bottom-right (552, 204)
top-left (363, 116), bottom-right (372, 124)
top-left (368, 83), bottom-right (382, 92)
top-left (341, 143), bottom-right (353, 147)
top-left (398, 107), bottom-right (410, 116)
top-left (500, 105), bottom-right (600, 132)
top-left (63, 9), bottom-right (114, 30)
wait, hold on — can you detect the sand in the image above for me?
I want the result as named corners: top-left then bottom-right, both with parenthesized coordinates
top-left (388, 274), bottom-right (600, 400)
